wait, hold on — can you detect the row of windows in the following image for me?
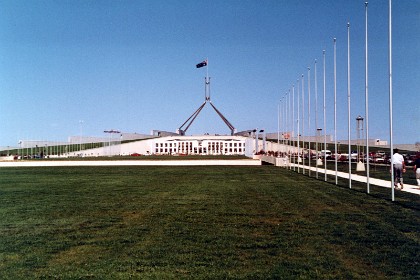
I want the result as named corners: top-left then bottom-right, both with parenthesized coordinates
top-left (155, 141), bottom-right (244, 148)
top-left (155, 148), bottom-right (244, 154)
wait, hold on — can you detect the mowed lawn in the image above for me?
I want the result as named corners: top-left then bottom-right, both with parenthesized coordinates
top-left (0, 166), bottom-right (419, 279)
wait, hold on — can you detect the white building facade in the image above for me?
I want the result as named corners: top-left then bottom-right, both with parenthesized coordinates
top-left (65, 135), bottom-right (255, 158)
top-left (153, 136), bottom-right (252, 156)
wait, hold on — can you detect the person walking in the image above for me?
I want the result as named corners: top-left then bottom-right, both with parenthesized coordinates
top-left (392, 149), bottom-right (406, 189)
top-left (414, 153), bottom-right (420, 187)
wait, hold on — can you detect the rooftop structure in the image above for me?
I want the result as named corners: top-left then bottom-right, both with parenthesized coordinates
top-left (178, 60), bottom-right (236, 136)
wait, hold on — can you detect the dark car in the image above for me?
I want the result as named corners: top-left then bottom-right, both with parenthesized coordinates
top-left (405, 155), bottom-right (416, 166)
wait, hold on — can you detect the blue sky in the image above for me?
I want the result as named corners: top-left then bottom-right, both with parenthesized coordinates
top-left (1, 0), bottom-right (419, 147)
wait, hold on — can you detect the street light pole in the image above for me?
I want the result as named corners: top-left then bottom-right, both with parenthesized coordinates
top-left (79, 120), bottom-right (84, 153)
top-left (104, 129), bottom-right (121, 157)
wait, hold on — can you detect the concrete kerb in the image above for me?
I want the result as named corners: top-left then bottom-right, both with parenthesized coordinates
top-left (0, 159), bottom-right (262, 167)
top-left (284, 161), bottom-right (420, 196)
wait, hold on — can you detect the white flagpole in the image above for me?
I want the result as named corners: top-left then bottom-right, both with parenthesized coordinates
top-left (389, 0), bottom-right (395, 201)
top-left (283, 97), bottom-right (286, 151)
top-left (323, 50), bottom-right (327, 181)
top-left (315, 59), bottom-right (318, 179)
top-left (288, 89), bottom-right (291, 168)
top-left (281, 96), bottom-right (284, 150)
top-left (297, 79), bottom-right (301, 173)
top-left (277, 103), bottom-right (280, 154)
top-left (286, 92), bottom-right (288, 155)
top-left (334, 38), bottom-right (338, 185)
top-left (308, 66), bottom-right (311, 177)
top-left (302, 74), bottom-right (305, 175)
top-left (283, 91), bottom-right (288, 150)
top-left (347, 22), bottom-right (352, 189)
top-left (292, 84), bottom-right (296, 171)
top-left (288, 88), bottom-right (293, 170)
top-left (283, 95), bottom-right (286, 150)
top-left (206, 57), bottom-right (209, 79)
top-left (280, 98), bottom-right (283, 154)
top-left (206, 58), bottom-right (209, 100)
top-left (286, 91), bottom-right (288, 160)
top-left (365, 1), bottom-right (370, 193)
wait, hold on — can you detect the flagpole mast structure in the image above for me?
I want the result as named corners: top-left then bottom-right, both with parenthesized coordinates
top-left (323, 50), bottom-right (327, 181)
top-left (347, 22), bottom-right (352, 189)
top-left (178, 59), bottom-right (236, 136)
top-left (292, 84), bottom-right (296, 171)
top-left (283, 94), bottom-right (286, 149)
top-left (281, 96), bottom-right (284, 152)
top-left (314, 59), bottom-right (318, 179)
top-left (301, 74), bottom-right (305, 175)
top-left (334, 38), bottom-right (338, 185)
top-left (289, 88), bottom-right (292, 169)
top-left (308, 66), bottom-right (311, 176)
top-left (283, 95), bottom-right (286, 149)
top-left (285, 90), bottom-right (290, 162)
top-left (365, 1), bottom-right (370, 194)
top-left (277, 103), bottom-right (280, 153)
top-left (297, 78), bottom-right (301, 173)
top-left (389, 0), bottom-right (395, 201)
top-left (206, 57), bottom-right (210, 101)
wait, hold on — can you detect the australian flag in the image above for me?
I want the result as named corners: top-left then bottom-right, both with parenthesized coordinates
top-left (196, 60), bottom-right (207, 68)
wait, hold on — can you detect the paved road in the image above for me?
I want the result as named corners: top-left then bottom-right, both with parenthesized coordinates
top-left (289, 163), bottom-right (420, 196)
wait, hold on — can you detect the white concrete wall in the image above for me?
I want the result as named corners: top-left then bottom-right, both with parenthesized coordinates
top-left (66, 136), bottom-right (256, 157)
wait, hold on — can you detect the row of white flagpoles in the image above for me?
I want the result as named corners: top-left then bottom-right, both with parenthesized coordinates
top-left (277, 1), bottom-right (397, 201)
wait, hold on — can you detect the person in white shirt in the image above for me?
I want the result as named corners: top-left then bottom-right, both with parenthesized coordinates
top-left (392, 149), bottom-right (406, 189)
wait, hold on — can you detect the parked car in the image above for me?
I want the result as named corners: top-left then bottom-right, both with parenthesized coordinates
top-left (338, 154), bottom-right (349, 161)
top-left (320, 150), bottom-right (332, 159)
top-left (374, 157), bottom-right (385, 163)
top-left (405, 155), bottom-right (416, 166)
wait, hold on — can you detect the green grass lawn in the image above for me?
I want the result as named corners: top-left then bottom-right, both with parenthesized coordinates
top-left (0, 166), bottom-right (419, 279)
